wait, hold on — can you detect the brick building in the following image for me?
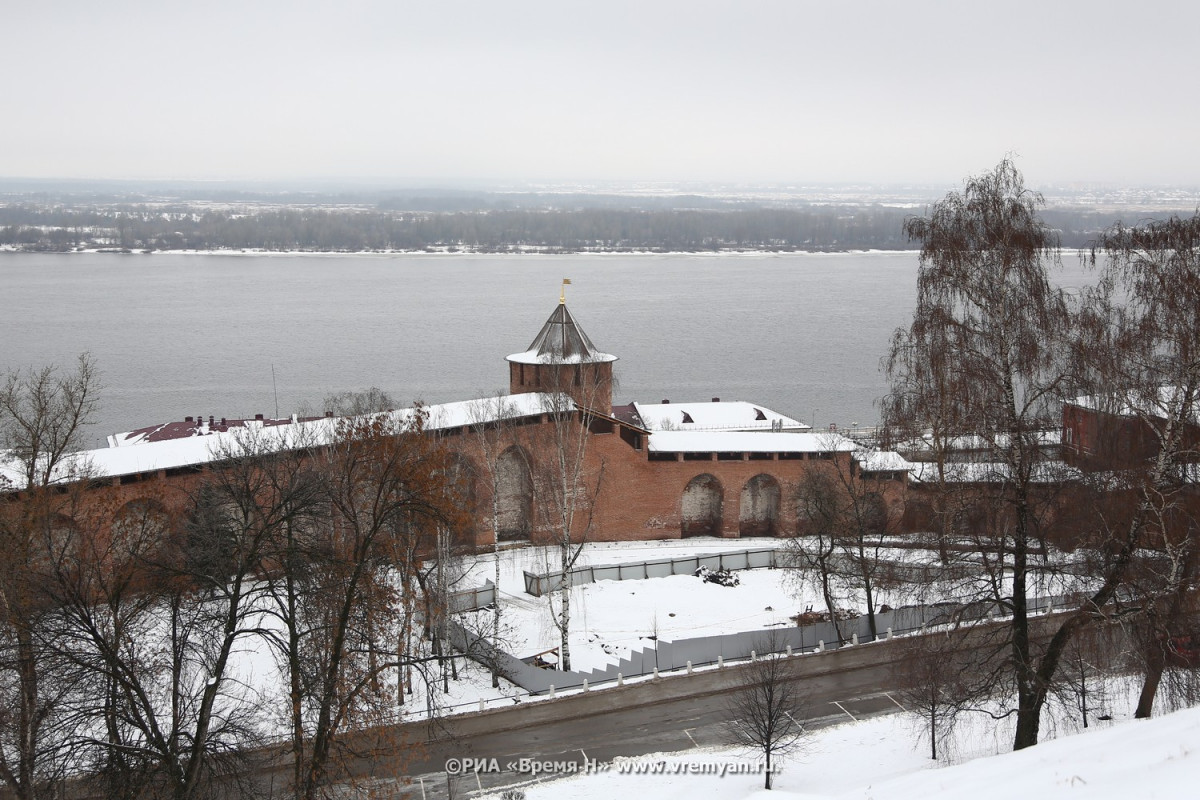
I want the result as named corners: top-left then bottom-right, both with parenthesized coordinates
top-left (1062, 388), bottom-right (1200, 470)
top-left (3, 297), bottom-right (910, 546)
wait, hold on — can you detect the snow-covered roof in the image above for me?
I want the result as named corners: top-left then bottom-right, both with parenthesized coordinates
top-left (109, 414), bottom-right (327, 447)
top-left (898, 429), bottom-right (1060, 453)
top-left (632, 400), bottom-right (809, 433)
top-left (907, 460), bottom-right (1080, 485)
top-left (506, 302), bottom-right (617, 365)
top-left (853, 450), bottom-right (915, 473)
top-left (1068, 386), bottom-right (1200, 421)
top-left (647, 431), bottom-right (855, 454)
top-left (1, 393), bottom-right (564, 491)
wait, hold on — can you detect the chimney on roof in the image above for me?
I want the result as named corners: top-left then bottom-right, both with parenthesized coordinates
top-left (325, 411), bottom-right (334, 417)
top-left (255, 413), bottom-right (264, 421)
top-left (209, 416), bottom-right (214, 426)
top-left (712, 397), bottom-right (720, 402)
top-left (185, 416), bottom-right (193, 422)
top-left (221, 418), bottom-right (226, 426)
top-left (662, 399), bottom-right (670, 404)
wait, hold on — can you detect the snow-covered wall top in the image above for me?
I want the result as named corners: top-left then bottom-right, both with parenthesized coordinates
top-left (0, 392), bottom-right (564, 491)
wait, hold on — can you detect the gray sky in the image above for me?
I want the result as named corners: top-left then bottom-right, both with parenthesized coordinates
top-left (5, 0), bottom-right (1198, 186)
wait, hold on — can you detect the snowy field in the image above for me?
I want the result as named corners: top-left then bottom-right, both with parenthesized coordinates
top-left (489, 674), bottom-right (1196, 800)
top-left (455, 537), bottom-right (1094, 673)
top-left (186, 534), bottom-right (1110, 726)
top-left (202, 536), bottom-right (1104, 724)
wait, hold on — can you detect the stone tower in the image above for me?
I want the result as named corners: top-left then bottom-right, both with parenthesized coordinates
top-left (506, 299), bottom-right (617, 412)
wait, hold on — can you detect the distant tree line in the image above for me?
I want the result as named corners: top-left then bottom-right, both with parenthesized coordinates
top-left (0, 203), bottom-right (1167, 253)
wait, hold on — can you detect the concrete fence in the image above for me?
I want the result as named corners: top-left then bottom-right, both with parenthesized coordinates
top-left (447, 580), bottom-right (496, 614)
top-left (522, 547), bottom-right (998, 597)
top-left (523, 547), bottom-right (781, 596)
top-left (449, 590), bottom-right (1082, 696)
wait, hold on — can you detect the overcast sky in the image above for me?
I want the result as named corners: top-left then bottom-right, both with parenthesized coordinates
top-left (4, 0), bottom-right (1198, 187)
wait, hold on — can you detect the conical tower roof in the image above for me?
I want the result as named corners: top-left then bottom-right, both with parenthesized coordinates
top-left (506, 302), bottom-right (617, 365)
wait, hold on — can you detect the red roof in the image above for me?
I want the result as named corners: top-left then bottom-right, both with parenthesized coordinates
top-left (111, 414), bottom-right (327, 446)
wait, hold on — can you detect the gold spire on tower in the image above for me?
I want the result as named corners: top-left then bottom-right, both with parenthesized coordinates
top-left (560, 278), bottom-right (572, 304)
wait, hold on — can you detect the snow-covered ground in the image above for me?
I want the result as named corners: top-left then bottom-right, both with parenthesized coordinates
top-left (186, 536), bottom-right (1105, 724)
top-left (59, 536), bottom-right (1115, 737)
top-left (492, 674), bottom-right (1195, 800)
top-left (455, 537), bottom-right (1094, 673)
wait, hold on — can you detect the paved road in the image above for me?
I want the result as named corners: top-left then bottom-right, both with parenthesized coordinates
top-left (314, 640), bottom-right (917, 800)
top-left (411, 692), bottom-right (903, 800)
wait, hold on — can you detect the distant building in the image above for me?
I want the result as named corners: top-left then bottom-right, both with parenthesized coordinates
top-left (1062, 388), bottom-right (1200, 470)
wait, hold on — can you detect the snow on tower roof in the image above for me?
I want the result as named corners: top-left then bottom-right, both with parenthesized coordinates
top-left (506, 302), bottom-right (617, 365)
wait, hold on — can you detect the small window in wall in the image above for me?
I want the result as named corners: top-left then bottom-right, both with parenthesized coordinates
top-left (165, 465), bottom-right (201, 478)
top-left (683, 451), bottom-right (712, 461)
top-left (779, 452), bottom-right (804, 460)
top-left (717, 451), bottom-right (742, 461)
top-left (649, 451), bottom-right (677, 461)
top-left (620, 426), bottom-right (643, 450)
top-left (588, 417), bottom-right (614, 434)
top-left (749, 452), bottom-right (773, 460)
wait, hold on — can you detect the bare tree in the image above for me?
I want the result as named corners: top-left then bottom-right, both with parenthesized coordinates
top-left (895, 629), bottom-right (995, 761)
top-left (1047, 619), bottom-right (1126, 731)
top-left (275, 407), bottom-right (460, 800)
top-left (465, 394), bottom-right (523, 687)
top-left (0, 354), bottom-right (100, 800)
top-left (883, 158), bottom-right (1076, 750)
top-left (321, 387), bottom-right (399, 418)
top-left (1071, 211), bottom-right (1200, 718)
top-left (530, 388), bottom-right (606, 673)
top-left (724, 640), bottom-right (807, 790)
top-left (790, 469), bottom-right (850, 644)
top-left (48, 423), bottom-right (320, 800)
top-left (789, 438), bottom-right (897, 642)
top-left (0, 353), bottom-right (100, 489)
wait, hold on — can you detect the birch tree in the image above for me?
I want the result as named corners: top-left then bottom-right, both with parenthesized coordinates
top-left (532, 388), bottom-right (605, 673)
top-left (1069, 211), bottom-right (1200, 719)
top-left (466, 394), bottom-right (522, 687)
top-left (883, 158), bottom-right (1074, 749)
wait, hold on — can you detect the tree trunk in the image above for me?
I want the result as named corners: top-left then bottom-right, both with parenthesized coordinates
top-left (1135, 639), bottom-right (1166, 719)
top-left (492, 497), bottom-right (503, 688)
top-left (16, 625), bottom-right (37, 800)
top-left (559, 566), bottom-right (573, 672)
top-left (862, 569), bottom-right (878, 642)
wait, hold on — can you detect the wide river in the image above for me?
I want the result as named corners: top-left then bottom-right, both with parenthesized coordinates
top-left (1, 251), bottom-right (1097, 446)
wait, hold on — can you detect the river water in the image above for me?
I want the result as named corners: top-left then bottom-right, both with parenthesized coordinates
top-left (0, 251), bottom-right (1097, 445)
